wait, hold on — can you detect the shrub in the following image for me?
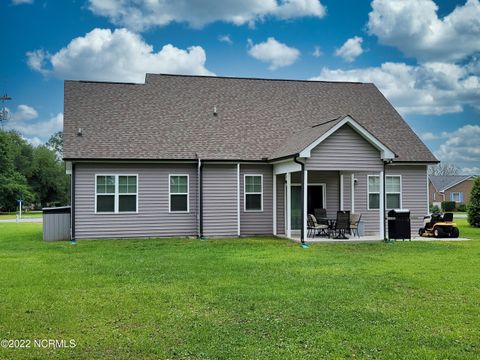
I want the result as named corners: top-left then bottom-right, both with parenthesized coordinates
top-left (468, 177), bottom-right (480, 227)
top-left (441, 201), bottom-right (456, 212)
top-left (457, 203), bottom-right (467, 212)
top-left (430, 204), bottom-right (440, 213)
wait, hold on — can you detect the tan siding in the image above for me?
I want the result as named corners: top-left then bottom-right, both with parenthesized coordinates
top-left (305, 124), bottom-right (383, 171)
top-left (75, 163), bottom-right (197, 239)
top-left (240, 164), bottom-right (274, 235)
top-left (202, 164), bottom-right (238, 237)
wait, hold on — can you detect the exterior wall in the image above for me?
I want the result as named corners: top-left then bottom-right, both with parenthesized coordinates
top-left (202, 164), bottom-right (238, 237)
top-left (240, 164), bottom-right (273, 236)
top-left (429, 180), bottom-right (444, 206)
top-left (305, 124), bottom-right (383, 172)
top-left (350, 172), bottom-right (380, 235)
top-left (74, 163), bottom-right (197, 239)
top-left (276, 174), bottom-right (285, 235)
top-left (444, 179), bottom-right (474, 205)
top-left (386, 165), bottom-right (428, 235)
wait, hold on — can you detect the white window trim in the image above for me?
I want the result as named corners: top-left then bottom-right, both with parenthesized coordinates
top-left (386, 175), bottom-right (402, 209)
top-left (367, 174), bottom-right (402, 210)
top-left (94, 174), bottom-right (139, 214)
top-left (367, 175), bottom-right (381, 211)
top-left (291, 183), bottom-right (327, 209)
top-left (169, 174), bottom-right (190, 213)
top-left (244, 174), bottom-right (263, 212)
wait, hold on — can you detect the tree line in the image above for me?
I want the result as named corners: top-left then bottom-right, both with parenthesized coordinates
top-left (0, 129), bottom-right (68, 212)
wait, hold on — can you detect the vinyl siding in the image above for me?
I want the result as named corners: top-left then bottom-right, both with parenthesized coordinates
top-left (202, 164), bottom-right (238, 237)
top-left (74, 163), bottom-right (197, 239)
top-left (240, 164), bottom-right (274, 235)
top-left (305, 124), bottom-right (383, 172)
top-left (386, 165), bottom-right (428, 236)
top-left (276, 174), bottom-right (285, 235)
top-left (352, 172), bottom-right (381, 235)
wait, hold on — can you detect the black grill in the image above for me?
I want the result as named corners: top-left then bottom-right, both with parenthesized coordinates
top-left (387, 209), bottom-right (411, 240)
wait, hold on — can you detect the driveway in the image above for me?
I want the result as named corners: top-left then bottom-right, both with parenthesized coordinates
top-left (0, 218), bottom-right (43, 223)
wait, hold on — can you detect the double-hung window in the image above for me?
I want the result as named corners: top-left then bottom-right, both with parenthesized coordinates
top-left (244, 175), bottom-right (263, 211)
top-left (95, 175), bottom-right (138, 213)
top-left (368, 175), bottom-right (380, 210)
top-left (169, 175), bottom-right (189, 212)
top-left (368, 175), bottom-right (402, 210)
top-left (386, 176), bottom-right (401, 209)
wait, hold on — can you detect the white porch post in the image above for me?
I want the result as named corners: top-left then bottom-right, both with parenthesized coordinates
top-left (379, 170), bottom-right (385, 239)
top-left (237, 163), bottom-right (240, 236)
top-left (273, 174), bottom-right (277, 235)
top-left (286, 172), bottom-right (291, 238)
top-left (303, 169), bottom-right (308, 242)
top-left (340, 173), bottom-right (344, 211)
top-left (351, 173), bottom-right (355, 213)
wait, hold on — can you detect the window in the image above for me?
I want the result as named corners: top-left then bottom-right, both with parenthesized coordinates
top-left (95, 175), bottom-right (138, 213)
top-left (96, 175), bottom-right (116, 212)
top-left (368, 175), bottom-right (402, 210)
top-left (244, 175), bottom-right (263, 211)
top-left (386, 176), bottom-right (401, 209)
top-left (450, 192), bottom-right (463, 202)
top-left (119, 176), bottom-right (137, 212)
top-left (169, 175), bottom-right (189, 212)
top-left (368, 175), bottom-right (380, 210)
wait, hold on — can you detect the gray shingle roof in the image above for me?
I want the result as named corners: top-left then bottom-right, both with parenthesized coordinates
top-left (429, 175), bottom-right (473, 192)
top-left (63, 74), bottom-right (438, 162)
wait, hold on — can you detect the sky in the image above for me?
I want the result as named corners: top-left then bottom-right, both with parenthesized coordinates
top-left (1, 0), bottom-right (479, 174)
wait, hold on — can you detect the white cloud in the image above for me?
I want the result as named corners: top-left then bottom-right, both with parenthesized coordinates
top-left (461, 167), bottom-right (480, 175)
top-left (248, 37), bottom-right (300, 70)
top-left (8, 105), bottom-right (38, 121)
top-left (434, 125), bottom-right (480, 167)
top-left (367, 0), bottom-right (480, 62)
top-left (335, 36), bottom-right (363, 62)
top-left (421, 132), bottom-right (440, 141)
top-left (26, 28), bottom-right (214, 83)
top-left (24, 137), bottom-right (44, 147)
top-left (311, 61), bottom-right (480, 115)
top-left (312, 46), bottom-right (322, 58)
top-left (218, 34), bottom-right (233, 45)
top-left (7, 113), bottom-right (63, 140)
top-left (12, 0), bottom-right (33, 5)
top-left (88, 0), bottom-right (326, 31)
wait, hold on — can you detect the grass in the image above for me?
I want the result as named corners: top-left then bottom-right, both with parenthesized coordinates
top-left (0, 211), bottom-right (42, 220)
top-left (0, 222), bottom-right (479, 359)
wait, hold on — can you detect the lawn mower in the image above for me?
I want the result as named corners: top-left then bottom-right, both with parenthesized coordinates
top-left (418, 212), bottom-right (459, 238)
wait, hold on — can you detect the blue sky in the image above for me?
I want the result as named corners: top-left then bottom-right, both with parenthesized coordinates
top-left (1, 0), bottom-right (479, 173)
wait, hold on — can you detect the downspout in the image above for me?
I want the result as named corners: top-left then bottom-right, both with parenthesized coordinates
top-left (71, 162), bottom-right (75, 242)
top-left (383, 159), bottom-right (393, 241)
top-left (197, 157), bottom-right (204, 239)
top-left (293, 155), bottom-right (306, 245)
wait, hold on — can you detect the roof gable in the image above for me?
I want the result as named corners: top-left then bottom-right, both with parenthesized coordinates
top-left (429, 175), bottom-right (473, 192)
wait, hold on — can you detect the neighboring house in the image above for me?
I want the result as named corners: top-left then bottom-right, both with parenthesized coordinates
top-left (63, 74), bottom-right (438, 241)
top-left (429, 175), bottom-right (475, 207)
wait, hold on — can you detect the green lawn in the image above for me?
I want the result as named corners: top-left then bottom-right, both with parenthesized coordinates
top-left (0, 211), bottom-right (43, 220)
top-left (0, 222), bottom-right (479, 359)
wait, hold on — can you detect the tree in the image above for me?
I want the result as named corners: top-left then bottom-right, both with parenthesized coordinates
top-left (428, 163), bottom-right (460, 176)
top-left (468, 177), bottom-right (480, 227)
top-left (46, 131), bottom-right (63, 159)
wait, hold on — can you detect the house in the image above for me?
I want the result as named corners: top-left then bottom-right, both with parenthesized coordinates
top-left (63, 74), bottom-right (438, 241)
top-left (429, 175), bottom-right (475, 207)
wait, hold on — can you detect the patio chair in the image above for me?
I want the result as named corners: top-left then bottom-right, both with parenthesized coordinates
top-left (314, 208), bottom-right (327, 220)
top-left (308, 214), bottom-right (329, 238)
top-left (350, 213), bottom-right (362, 238)
top-left (333, 211), bottom-right (350, 239)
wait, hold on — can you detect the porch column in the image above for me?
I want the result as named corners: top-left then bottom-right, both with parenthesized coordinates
top-left (273, 174), bottom-right (277, 235)
top-left (286, 172), bottom-right (291, 238)
top-left (340, 173), bottom-right (344, 211)
top-left (379, 170), bottom-right (385, 239)
top-left (303, 169), bottom-right (308, 242)
top-left (351, 173), bottom-right (355, 213)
